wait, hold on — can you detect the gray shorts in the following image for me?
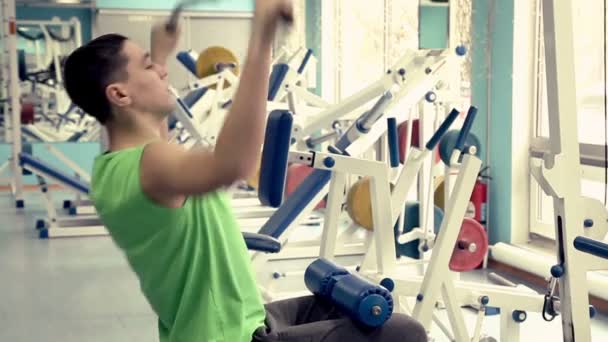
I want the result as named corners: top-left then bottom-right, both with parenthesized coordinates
top-left (252, 295), bottom-right (427, 342)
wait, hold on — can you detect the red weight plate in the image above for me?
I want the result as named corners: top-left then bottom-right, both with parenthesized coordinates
top-left (398, 119), bottom-right (440, 164)
top-left (21, 103), bottom-right (35, 125)
top-left (286, 164), bottom-right (326, 209)
top-left (449, 218), bottom-right (488, 272)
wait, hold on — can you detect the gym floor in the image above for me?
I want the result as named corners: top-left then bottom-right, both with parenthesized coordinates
top-left (1, 191), bottom-right (608, 341)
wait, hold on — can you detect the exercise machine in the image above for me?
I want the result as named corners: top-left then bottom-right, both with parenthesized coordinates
top-left (1, 0), bottom-right (25, 207)
top-left (251, 45), bottom-right (467, 301)
top-left (335, 1), bottom-right (608, 340)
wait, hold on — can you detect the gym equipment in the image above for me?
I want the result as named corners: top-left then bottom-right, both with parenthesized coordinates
top-left (196, 46), bottom-right (240, 84)
top-left (345, 177), bottom-right (375, 230)
top-left (345, 178), bottom-right (447, 258)
top-left (257, 47), bottom-right (465, 231)
top-left (2, 0), bottom-right (25, 207)
top-left (168, 88), bottom-right (317, 228)
top-left (169, 75), bottom-right (237, 148)
top-left (523, 1), bottom-right (608, 339)
top-left (1, 7), bottom-right (94, 208)
top-left (448, 218), bottom-right (488, 272)
top-left (433, 175), bottom-right (445, 210)
top-left (395, 202), bottom-right (444, 259)
top-left (251, 47), bottom-right (466, 303)
top-left (305, 258), bottom-right (393, 328)
top-left (18, 152), bottom-right (104, 238)
top-left (352, 2), bottom-right (607, 340)
top-left (438, 129), bottom-right (481, 166)
top-left (14, 18), bottom-right (83, 125)
top-left (17, 151), bottom-right (284, 250)
top-left (398, 119), bottom-right (440, 164)
top-left (258, 110), bottom-right (294, 208)
top-left (314, 102), bottom-right (522, 342)
top-left (285, 165), bottom-right (326, 209)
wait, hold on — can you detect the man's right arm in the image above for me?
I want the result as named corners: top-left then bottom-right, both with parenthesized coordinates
top-left (140, 0), bottom-right (293, 202)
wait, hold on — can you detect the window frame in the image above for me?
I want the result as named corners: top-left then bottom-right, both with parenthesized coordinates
top-left (528, 0), bottom-right (608, 240)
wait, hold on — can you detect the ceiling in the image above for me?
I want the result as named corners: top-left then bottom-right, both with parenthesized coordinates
top-left (16, 0), bottom-right (95, 7)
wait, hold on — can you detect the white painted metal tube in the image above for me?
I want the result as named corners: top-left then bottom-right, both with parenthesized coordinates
top-left (490, 243), bottom-right (608, 300)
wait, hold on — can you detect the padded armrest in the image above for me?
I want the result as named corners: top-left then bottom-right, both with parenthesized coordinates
top-left (258, 110), bottom-right (293, 208)
top-left (242, 232), bottom-right (281, 253)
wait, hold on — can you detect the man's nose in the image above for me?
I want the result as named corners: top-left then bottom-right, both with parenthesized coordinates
top-left (156, 63), bottom-right (168, 79)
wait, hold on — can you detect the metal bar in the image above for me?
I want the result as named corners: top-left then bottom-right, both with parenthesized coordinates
top-left (531, 139), bottom-right (608, 168)
top-left (4, 0), bottom-right (24, 205)
top-left (44, 144), bottom-right (92, 182)
top-left (542, 0), bottom-right (592, 340)
top-left (319, 172), bottom-right (347, 260)
top-left (96, 9), bottom-right (254, 19)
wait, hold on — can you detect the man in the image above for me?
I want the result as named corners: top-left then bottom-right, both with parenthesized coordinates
top-left (63, 0), bottom-right (427, 341)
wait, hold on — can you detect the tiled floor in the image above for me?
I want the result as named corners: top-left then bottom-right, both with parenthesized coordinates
top-left (0, 192), bottom-right (157, 341)
top-left (1, 191), bottom-right (607, 341)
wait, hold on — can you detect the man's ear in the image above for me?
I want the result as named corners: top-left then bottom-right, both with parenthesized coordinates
top-left (106, 83), bottom-right (132, 108)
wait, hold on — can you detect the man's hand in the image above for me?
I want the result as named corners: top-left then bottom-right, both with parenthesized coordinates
top-left (251, 0), bottom-right (294, 47)
top-left (151, 21), bottom-right (181, 66)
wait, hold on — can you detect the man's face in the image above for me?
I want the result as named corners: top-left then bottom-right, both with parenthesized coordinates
top-left (120, 40), bottom-right (176, 117)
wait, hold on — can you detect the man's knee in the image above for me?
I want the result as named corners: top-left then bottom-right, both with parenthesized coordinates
top-left (378, 313), bottom-right (428, 342)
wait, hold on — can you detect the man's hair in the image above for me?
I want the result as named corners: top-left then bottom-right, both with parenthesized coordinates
top-left (63, 34), bottom-right (129, 125)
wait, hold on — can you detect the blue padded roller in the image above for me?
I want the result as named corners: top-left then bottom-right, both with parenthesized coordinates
top-left (304, 258), bottom-right (393, 328)
top-left (18, 152), bottom-right (89, 194)
top-left (332, 275), bottom-right (393, 328)
top-left (177, 51), bottom-right (198, 76)
top-left (242, 232), bottom-right (281, 253)
top-left (305, 257), bottom-right (349, 297)
top-left (268, 64), bottom-right (290, 101)
top-left (258, 110), bottom-right (294, 208)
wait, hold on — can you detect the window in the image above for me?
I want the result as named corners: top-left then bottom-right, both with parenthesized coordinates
top-left (322, 0), bottom-right (472, 118)
top-left (530, 0), bottom-right (608, 239)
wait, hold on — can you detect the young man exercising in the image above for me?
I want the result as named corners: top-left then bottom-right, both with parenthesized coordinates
top-left (63, 1), bottom-right (427, 341)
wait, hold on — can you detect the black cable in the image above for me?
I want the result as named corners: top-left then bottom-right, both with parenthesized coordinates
top-left (16, 27), bottom-right (44, 41)
top-left (46, 26), bottom-right (75, 43)
top-left (604, 0), bottom-right (607, 206)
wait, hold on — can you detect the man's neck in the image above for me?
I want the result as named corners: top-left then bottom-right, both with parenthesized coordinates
top-left (106, 113), bottom-right (166, 152)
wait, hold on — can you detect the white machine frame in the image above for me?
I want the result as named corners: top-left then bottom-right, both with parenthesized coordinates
top-left (318, 1), bottom-right (608, 341)
top-left (253, 46), bottom-right (467, 301)
top-left (2, 0), bottom-right (90, 207)
top-left (2, 0), bottom-right (24, 207)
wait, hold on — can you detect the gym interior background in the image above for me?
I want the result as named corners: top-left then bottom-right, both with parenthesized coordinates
top-left (1, 0), bottom-right (608, 341)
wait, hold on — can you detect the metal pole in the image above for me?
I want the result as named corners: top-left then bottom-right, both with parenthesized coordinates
top-left (2, 0), bottom-right (24, 207)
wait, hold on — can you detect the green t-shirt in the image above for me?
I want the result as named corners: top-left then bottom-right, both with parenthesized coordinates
top-left (91, 145), bottom-right (266, 342)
